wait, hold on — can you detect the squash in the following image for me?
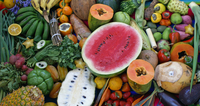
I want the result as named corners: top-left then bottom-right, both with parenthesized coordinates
top-left (96, 0), bottom-right (121, 13)
top-left (127, 59), bottom-right (154, 94)
top-left (70, 0), bottom-right (95, 20)
top-left (88, 4), bottom-right (114, 31)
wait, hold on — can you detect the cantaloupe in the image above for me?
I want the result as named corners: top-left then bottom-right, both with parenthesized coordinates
top-left (127, 59), bottom-right (154, 94)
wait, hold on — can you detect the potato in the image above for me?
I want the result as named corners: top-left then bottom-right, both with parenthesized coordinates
top-left (154, 61), bottom-right (197, 94)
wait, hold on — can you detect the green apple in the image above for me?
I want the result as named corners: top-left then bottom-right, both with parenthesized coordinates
top-left (113, 11), bottom-right (130, 24)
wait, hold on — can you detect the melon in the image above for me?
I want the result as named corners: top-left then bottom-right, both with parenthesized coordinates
top-left (82, 22), bottom-right (143, 78)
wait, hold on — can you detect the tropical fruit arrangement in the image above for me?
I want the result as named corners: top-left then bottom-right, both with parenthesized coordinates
top-left (0, 0), bottom-right (200, 106)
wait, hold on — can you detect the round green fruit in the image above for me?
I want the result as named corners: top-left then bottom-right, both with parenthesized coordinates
top-left (153, 32), bottom-right (162, 42)
top-left (170, 13), bottom-right (182, 24)
top-left (113, 11), bottom-right (130, 24)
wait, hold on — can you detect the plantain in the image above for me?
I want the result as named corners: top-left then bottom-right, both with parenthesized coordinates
top-left (31, 0), bottom-right (43, 15)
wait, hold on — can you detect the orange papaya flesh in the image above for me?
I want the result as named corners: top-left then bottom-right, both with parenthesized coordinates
top-left (170, 42), bottom-right (194, 63)
top-left (127, 59), bottom-right (154, 94)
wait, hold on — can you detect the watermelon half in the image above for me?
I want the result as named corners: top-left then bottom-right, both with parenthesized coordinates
top-left (82, 22), bottom-right (143, 78)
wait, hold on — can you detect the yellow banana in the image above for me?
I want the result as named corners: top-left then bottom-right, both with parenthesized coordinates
top-left (46, 0), bottom-right (60, 15)
top-left (40, 0), bottom-right (47, 11)
top-left (31, 0), bottom-right (43, 15)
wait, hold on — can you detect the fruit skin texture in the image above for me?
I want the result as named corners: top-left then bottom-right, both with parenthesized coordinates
top-left (167, 0), bottom-right (188, 15)
top-left (109, 76), bottom-right (123, 91)
top-left (170, 13), bottom-right (182, 24)
top-left (27, 69), bottom-right (54, 95)
top-left (113, 11), bottom-right (130, 24)
top-left (94, 76), bottom-right (107, 89)
top-left (0, 86), bottom-right (44, 106)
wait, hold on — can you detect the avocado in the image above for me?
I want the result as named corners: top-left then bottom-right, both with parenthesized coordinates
top-left (179, 84), bottom-right (200, 105)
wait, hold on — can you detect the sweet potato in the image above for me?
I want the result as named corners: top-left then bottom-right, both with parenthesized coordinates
top-left (70, 14), bottom-right (91, 41)
top-left (175, 24), bottom-right (188, 32)
top-left (181, 15), bottom-right (192, 25)
top-left (168, 26), bottom-right (190, 40)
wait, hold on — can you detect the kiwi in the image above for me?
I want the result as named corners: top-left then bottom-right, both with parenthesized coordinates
top-left (138, 50), bottom-right (158, 68)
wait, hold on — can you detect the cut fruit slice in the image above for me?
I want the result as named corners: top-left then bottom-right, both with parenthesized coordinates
top-left (37, 40), bottom-right (52, 50)
top-left (59, 23), bottom-right (73, 36)
top-left (35, 61), bottom-right (48, 69)
top-left (8, 23), bottom-right (22, 36)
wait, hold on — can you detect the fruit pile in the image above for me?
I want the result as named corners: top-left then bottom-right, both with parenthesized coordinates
top-left (0, 0), bottom-right (200, 106)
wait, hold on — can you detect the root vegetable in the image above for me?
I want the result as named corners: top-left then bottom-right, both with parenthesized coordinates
top-left (15, 53), bottom-right (22, 60)
top-left (21, 74), bottom-right (27, 81)
top-left (181, 15), bottom-right (192, 25)
top-left (25, 68), bottom-right (33, 75)
top-left (138, 50), bottom-right (158, 68)
top-left (19, 57), bottom-right (25, 65)
top-left (70, 14), bottom-right (91, 41)
top-left (168, 26), bottom-right (190, 40)
top-left (9, 55), bottom-right (18, 65)
top-left (15, 59), bottom-right (24, 69)
top-left (175, 24), bottom-right (188, 32)
top-left (21, 65), bottom-right (28, 71)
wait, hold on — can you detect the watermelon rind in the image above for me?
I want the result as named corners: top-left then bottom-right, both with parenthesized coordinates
top-left (82, 22), bottom-right (143, 78)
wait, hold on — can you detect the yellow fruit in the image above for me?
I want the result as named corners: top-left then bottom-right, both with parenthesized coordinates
top-left (4, 0), bottom-right (16, 9)
top-left (59, 23), bottom-right (73, 36)
top-left (44, 102), bottom-right (58, 106)
top-left (8, 23), bottom-right (22, 36)
top-left (94, 76), bottom-right (107, 89)
top-left (109, 76), bottom-right (123, 91)
top-left (0, 86), bottom-right (45, 106)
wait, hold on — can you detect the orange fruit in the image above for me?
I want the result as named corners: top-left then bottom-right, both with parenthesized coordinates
top-left (64, 0), bottom-right (71, 3)
top-left (8, 23), bottom-right (22, 36)
top-left (62, 5), bottom-right (72, 16)
top-left (59, 23), bottom-right (73, 36)
top-left (59, 14), bottom-right (69, 23)
top-left (59, 0), bottom-right (68, 8)
top-left (4, 0), bottom-right (16, 9)
top-left (79, 37), bottom-right (87, 49)
top-left (56, 8), bottom-right (63, 17)
top-left (67, 34), bottom-right (78, 44)
top-left (108, 76), bottom-right (123, 91)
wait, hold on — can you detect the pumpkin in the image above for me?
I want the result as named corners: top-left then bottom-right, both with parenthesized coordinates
top-left (70, 0), bottom-right (95, 20)
top-left (127, 59), bottom-right (154, 94)
top-left (96, 0), bottom-right (121, 13)
top-left (170, 42), bottom-right (194, 63)
top-left (88, 4), bottom-right (114, 31)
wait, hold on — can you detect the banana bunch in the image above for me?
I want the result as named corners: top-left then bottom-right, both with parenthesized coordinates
top-left (15, 6), bottom-right (50, 42)
top-left (31, 0), bottom-right (60, 16)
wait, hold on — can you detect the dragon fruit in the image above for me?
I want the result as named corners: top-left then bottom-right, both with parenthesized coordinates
top-left (167, 0), bottom-right (188, 15)
top-left (57, 67), bottom-right (96, 106)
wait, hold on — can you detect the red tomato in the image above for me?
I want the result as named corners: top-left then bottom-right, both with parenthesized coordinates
top-left (121, 73), bottom-right (128, 82)
top-left (125, 101), bottom-right (132, 106)
top-left (123, 92), bottom-right (131, 99)
top-left (113, 99), bottom-right (120, 106)
top-left (110, 91), bottom-right (122, 100)
top-left (126, 97), bottom-right (134, 103)
top-left (120, 100), bottom-right (127, 106)
top-left (121, 83), bottom-right (131, 92)
top-left (105, 99), bottom-right (113, 106)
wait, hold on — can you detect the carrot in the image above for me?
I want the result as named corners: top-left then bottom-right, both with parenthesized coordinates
top-left (70, 14), bottom-right (91, 40)
top-left (98, 85), bottom-right (111, 106)
top-left (131, 95), bottom-right (144, 106)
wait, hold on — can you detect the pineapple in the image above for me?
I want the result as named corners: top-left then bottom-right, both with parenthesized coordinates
top-left (0, 86), bottom-right (44, 106)
top-left (167, 0), bottom-right (189, 15)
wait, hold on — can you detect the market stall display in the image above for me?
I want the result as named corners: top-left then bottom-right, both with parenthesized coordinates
top-left (0, 0), bottom-right (200, 106)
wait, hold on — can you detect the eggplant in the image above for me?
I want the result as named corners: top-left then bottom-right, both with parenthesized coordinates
top-left (157, 91), bottom-right (185, 106)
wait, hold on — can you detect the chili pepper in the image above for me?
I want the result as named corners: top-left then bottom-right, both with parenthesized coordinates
top-left (184, 55), bottom-right (193, 68)
top-left (158, 49), bottom-right (171, 63)
top-left (183, 36), bottom-right (194, 46)
top-left (162, 11), bottom-right (171, 19)
top-left (169, 25), bottom-right (180, 45)
top-left (159, 19), bottom-right (171, 26)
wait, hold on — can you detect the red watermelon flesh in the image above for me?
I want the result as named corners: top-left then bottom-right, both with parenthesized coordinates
top-left (82, 22), bottom-right (143, 78)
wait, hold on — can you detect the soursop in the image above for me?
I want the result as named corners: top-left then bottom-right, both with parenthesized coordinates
top-left (57, 67), bottom-right (96, 106)
top-left (158, 0), bottom-right (169, 4)
top-left (167, 0), bottom-right (189, 15)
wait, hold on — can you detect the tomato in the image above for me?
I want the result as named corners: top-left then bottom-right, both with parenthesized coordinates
top-left (105, 99), bottom-right (113, 106)
top-left (120, 100), bottom-right (127, 106)
top-left (67, 34), bottom-right (77, 44)
top-left (113, 99), bottom-right (120, 106)
top-left (125, 101), bottom-right (132, 106)
top-left (62, 5), bottom-right (72, 16)
top-left (126, 97), bottom-right (134, 103)
top-left (110, 91), bottom-right (122, 100)
top-left (121, 73), bottom-right (128, 82)
top-left (123, 92), bottom-right (131, 99)
top-left (121, 83), bottom-right (131, 92)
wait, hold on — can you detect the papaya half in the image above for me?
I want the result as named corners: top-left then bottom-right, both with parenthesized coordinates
top-left (127, 59), bottom-right (154, 94)
top-left (88, 4), bottom-right (114, 31)
top-left (170, 42), bottom-right (194, 63)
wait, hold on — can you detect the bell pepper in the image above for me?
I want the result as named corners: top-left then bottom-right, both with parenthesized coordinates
top-left (159, 19), bottom-right (171, 26)
top-left (184, 55), bottom-right (193, 68)
top-left (183, 36), bottom-right (194, 46)
top-left (0, 1), bottom-right (8, 14)
top-left (27, 69), bottom-right (54, 95)
top-left (162, 11), bottom-right (171, 19)
top-left (154, 3), bottom-right (166, 14)
top-left (151, 13), bottom-right (162, 23)
top-left (169, 26), bottom-right (180, 45)
top-left (158, 49), bottom-right (171, 63)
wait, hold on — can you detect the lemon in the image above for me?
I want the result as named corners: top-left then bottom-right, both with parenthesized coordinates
top-left (8, 23), bottom-right (22, 36)
top-left (4, 0), bottom-right (16, 9)
top-left (108, 76), bottom-right (123, 91)
top-left (94, 76), bottom-right (107, 89)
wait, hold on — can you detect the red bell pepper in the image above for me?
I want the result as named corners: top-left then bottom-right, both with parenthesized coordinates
top-left (0, 1), bottom-right (8, 14)
top-left (169, 26), bottom-right (180, 45)
top-left (158, 49), bottom-right (171, 63)
top-left (183, 36), bottom-right (194, 46)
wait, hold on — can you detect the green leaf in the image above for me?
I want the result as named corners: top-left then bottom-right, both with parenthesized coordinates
top-left (0, 80), bottom-right (9, 87)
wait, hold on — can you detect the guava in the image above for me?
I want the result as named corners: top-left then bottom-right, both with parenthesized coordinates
top-left (171, 13), bottom-right (182, 24)
top-left (113, 11), bottom-right (130, 24)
